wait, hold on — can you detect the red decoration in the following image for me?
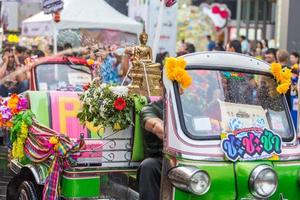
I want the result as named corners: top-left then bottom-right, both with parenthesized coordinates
top-left (83, 83), bottom-right (90, 91)
top-left (161, 0), bottom-right (177, 7)
top-left (114, 98), bottom-right (127, 111)
top-left (212, 5), bottom-right (220, 14)
top-left (53, 11), bottom-right (61, 23)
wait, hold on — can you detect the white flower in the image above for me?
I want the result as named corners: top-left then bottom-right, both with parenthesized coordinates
top-left (109, 86), bottom-right (128, 96)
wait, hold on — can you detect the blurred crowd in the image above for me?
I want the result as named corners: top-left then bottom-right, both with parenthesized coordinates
top-left (1, 36), bottom-right (299, 99)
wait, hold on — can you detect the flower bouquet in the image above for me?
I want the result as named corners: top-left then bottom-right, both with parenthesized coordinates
top-left (77, 81), bottom-right (135, 132)
top-left (0, 94), bottom-right (28, 129)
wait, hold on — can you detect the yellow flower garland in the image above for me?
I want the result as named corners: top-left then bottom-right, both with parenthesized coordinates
top-left (12, 121), bottom-right (28, 160)
top-left (270, 63), bottom-right (292, 94)
top-left (165, 57), bottom-right (192, 89)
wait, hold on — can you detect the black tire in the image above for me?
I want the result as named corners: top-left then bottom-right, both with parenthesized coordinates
top-left (17, 181), bottom-right (38, 200)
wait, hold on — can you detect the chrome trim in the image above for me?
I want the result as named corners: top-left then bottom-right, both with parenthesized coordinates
top-left (24, 164), bottom-right (45, 185)
top-left (10, 159), bottom-right (22, 175)
top-left (168, 166), bottom-right (211, 195)
top-left (249, 165), bottom-right (278, 199)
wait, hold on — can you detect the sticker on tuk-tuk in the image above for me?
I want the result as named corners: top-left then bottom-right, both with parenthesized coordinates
top-left (221, 128), bottom-right (282, 162)
top-left (68, 73), bottom-right (91, 85)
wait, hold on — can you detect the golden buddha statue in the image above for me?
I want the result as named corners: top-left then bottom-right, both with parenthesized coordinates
top-left (126, 29), bottom-right (162, 96)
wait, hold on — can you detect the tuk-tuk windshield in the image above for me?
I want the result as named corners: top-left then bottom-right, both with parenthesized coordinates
top-left (35, 64), bottom-right (92, 91)
top-left (178, 69), bottom-right (293, 141)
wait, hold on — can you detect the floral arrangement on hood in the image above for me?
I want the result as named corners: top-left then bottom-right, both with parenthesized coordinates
top-left (0, 94), bottom-right (28, 128)
top-left (270, 63), bottom-right (292, 94)
top-left (165, 57), bottom-right (192, 89)
top-left (77, 80), bottom-right (135, 131)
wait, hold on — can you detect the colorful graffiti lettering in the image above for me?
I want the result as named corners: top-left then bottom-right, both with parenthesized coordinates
top-left (221, 128), bottom-right (282, 162)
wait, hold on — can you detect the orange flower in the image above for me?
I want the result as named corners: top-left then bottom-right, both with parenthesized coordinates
top-left (87, 59), bottom-right (95, 66)
top-left (180, 72), bottom-right (193, 89)
top-left (165, 57), bottom-right (177, 69)
top-left (270, 63), bottom-right (282, 81)
top-left (173, 68), bottom-right (186, 82)
top-left (176, 57), bottom-right (187, 69)
top-left (5, 121), bottom-right (13, 128)
top-left (276, 82), bottom-right (290, 94)
top-left (292, 64), bottom-right (299, 70)
top-left (280, 67), bottom-right (292, 81)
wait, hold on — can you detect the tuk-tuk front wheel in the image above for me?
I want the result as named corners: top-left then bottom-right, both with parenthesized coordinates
top-left (17, 181), bottom-right (38, 200)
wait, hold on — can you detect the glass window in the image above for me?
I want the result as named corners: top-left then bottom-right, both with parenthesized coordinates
top-left (178, 69), bottom-right (293, 141)
top-left (35, 64), bottom-right (92, 91)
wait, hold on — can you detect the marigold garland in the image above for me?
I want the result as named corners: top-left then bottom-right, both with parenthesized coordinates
top-left (12, 121), bottom-right (28, 160)
top-left (270, 63), bottom-right (292, 94)
top-left (165, 57), bottom-right (192, 89)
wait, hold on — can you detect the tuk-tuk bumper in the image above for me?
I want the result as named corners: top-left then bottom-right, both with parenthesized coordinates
top-left (169, 160), bottom-right (300, 200)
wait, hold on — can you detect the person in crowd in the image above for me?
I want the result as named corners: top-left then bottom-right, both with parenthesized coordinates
top-left (264, 48), bottom-right (277, 64)
top-left (100, 50), bottom-right (121, 84)
top-left (206, 35), bottom-right (216, 51)
top-left (32, 49), bottom-right (45, 58)
top-left (254, 41), bottom-right (263, 59)
top-left (138, 98), bottom-right (163, 200)
top-left (226, 40), bottom-right (242, 53)
top-left (240, 35), bottom-right (250, 54)
top-left (290, 52), bottom-right (300, 66)
top-left (213, 42), bottom-right (225, 51)
top-left (156, 51), bottom-right (169, 68)
top-left (186, 43), bottom-right (196, 53)
top-left (261, 39), bottom-right (268, 54)
top-left (276, 49), bottom-right (289, 68)
top-left (0, 48), bottom-right (28, 97)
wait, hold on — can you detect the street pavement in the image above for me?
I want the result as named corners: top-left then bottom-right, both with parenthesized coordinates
top-left (0, 145), bottom-right (12, 200)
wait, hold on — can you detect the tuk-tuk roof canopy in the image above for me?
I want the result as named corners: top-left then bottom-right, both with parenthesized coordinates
top-left (182, 52), bottom-right (270, 73)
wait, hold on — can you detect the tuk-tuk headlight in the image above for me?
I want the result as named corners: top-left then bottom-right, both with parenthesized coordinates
top-left (249, 165), bottom-right (278, 198)
top-left (168, 166), bottom-right (211, 195)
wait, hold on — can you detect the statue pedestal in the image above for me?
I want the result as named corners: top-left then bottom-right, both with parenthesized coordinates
top-left (128, 62), bottom-right (162, 96)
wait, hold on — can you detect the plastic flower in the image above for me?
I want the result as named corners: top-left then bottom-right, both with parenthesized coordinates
top-left (114, 97), bottom-right (127, 111)
top-left (17, 97), bottom-right (28, 111)
top-left (276, 82), bottom-right (290, 94)
top-left (49, 136), bottom-right (59, 145)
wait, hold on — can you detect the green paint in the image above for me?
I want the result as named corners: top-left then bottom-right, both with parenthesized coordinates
top-left (271, 161), bottom-right (300, 199)
top-left (131, 96), bottom-right (147, 161)
top-left (61, 176), bottom-right (100, 198)
top-left (174, 161), bottom-right (236, 200)
top-left (26, 91), bottom-right (50, 127)
top-left (235, 161), bottom-right (300, 199)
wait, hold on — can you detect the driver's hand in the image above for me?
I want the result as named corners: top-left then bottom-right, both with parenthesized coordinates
top-left (152, 119), bottom-right (164, 140)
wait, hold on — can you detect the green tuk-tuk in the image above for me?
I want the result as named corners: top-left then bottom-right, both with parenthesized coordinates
top-left (7, 52), bottom-right (300, 200)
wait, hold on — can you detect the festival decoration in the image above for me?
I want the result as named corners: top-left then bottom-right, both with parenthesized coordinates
top-left (7, 34), bottom-right (20, 44)
top-left (270, 63), bottom-right (292, 94)
top-left (162, 0), bottom-right (177, 7)
top-left (223, 72), bottom-right (245, 81)
top-left (165, 57), bottom-right (192, 89)
top-left (221, 128), bottom-right (282, 162)
top-left (77, 81), bottom-right (135, 131)
top-left (202, 3), bottom-right (231, 31)
top-left (0, 94), bottom-right (28, 129)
